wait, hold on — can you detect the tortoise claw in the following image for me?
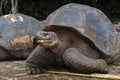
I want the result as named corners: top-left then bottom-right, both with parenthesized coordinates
top-left (26, 63), bottom-right (46, 74)
top-left (26, 67), bottom-right (46, 74)
top-left (95, 59), bottom-right (109, 73)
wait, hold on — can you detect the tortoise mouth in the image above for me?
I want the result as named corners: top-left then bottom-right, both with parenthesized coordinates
top-left (37, 39), bottom-right (53, 43)
top-left (36, 35), bottom-right (53, 43)
top-left (36, 32), bottom-right (53, 43)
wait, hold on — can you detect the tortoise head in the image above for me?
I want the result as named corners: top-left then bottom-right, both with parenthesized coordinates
top-left (36, 31), bottom-right (58, 48)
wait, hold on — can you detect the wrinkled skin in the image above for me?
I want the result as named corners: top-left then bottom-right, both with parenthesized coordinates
top-left (26, 29), bottom-right (109, 74)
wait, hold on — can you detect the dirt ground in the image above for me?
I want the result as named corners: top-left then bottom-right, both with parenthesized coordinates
top-left (0, 58), bottom-right (120, 80)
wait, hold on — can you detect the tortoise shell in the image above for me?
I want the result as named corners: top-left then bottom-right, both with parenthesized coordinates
top-left (43, 3), bottom-right (119, 58)
top-left (0, 13), bottom-right (43, 50)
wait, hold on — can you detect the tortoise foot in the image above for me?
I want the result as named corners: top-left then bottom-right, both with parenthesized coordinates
top-left (26, 63), bottom-right (46, 74)
top-left (95, 59), bottom-right (109, 73)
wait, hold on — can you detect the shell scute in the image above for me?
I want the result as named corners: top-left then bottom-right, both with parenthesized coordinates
top-left (0, 13), bottom-right (43, 50)
top-left (44, 3), bottom-right (119, 57)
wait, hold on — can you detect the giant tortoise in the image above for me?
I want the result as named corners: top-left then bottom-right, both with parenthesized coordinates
top-left (0, 13), bottom-right (43, 60)
top-left (26, 3), bottom-right (120, 74)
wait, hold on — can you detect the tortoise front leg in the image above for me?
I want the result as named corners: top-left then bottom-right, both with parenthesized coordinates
top-left (63, 48), bottom-right (108, 73)
top-left (26, 45), bottom-right (56, 74)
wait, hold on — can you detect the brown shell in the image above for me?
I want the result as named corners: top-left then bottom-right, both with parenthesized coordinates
top-left (43, 3), bottom-right (119, 58)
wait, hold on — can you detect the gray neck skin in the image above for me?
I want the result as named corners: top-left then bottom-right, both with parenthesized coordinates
top-left (50, 40), bottom-right (68, 54)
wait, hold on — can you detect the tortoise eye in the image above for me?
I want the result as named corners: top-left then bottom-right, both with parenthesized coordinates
top-left (43, 33), bottom-right (49, 37)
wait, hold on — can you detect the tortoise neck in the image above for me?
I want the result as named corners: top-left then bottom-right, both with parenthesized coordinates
top-left (50, 40), bottom-right (68, 54)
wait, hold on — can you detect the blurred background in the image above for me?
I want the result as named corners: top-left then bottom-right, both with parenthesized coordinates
top-left (0, 0), bottom-right (119, 22)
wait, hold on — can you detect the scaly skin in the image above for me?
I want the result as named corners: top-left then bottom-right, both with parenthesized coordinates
top-left (26, 30), bottom-right (109, 74)
top-left (63, 48), bottom-right (108, 73)
top-left (26, 45), bottom-right (56, 74)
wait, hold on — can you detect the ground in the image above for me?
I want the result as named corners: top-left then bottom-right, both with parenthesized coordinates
top-left (0, 58), bottom-right (120, 80)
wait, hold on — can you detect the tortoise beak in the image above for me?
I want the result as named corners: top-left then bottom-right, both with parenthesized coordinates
top-left (37, 38), bottom-right (53, 43)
